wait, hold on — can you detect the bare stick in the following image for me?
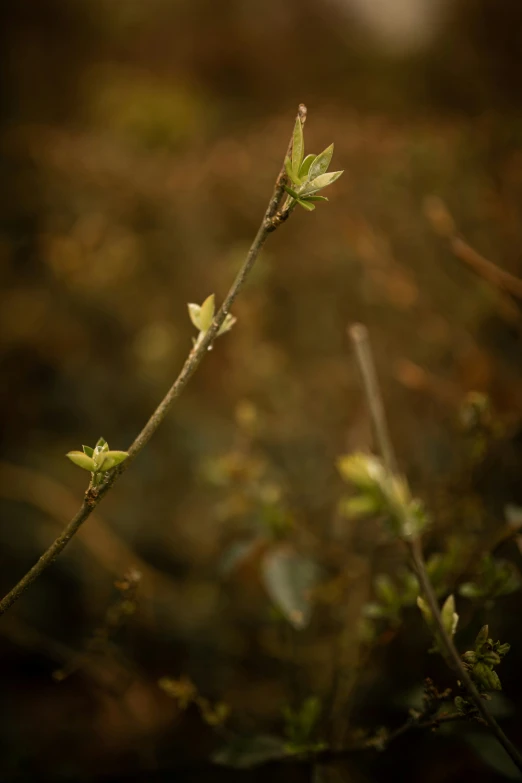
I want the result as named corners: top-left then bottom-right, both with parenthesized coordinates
top-left (348, 323), bottom-right (398, 475)
top-left (349, 322), bottom-right (522, 773)
top-left (0, 104), bottom-right (307, 617)
top-left (424, 195), bottom-right (522, 305)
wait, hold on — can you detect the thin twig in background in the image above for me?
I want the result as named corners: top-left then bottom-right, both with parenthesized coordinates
top-left (349, 323), bottom-right (398, 475)
top-left (424, 196), bottom-right (522, 313)
top-left (0, 104), bottom-right (307, 617)
top-left (348, 322), bottom-right (522, 773)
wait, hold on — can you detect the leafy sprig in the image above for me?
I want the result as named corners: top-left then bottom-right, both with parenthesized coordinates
top-left (66, 437), bottom-right (129, 487)
top-left (283, 117), bottom-right (343, 211)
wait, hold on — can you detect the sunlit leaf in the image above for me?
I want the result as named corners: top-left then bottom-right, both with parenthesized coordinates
top-left (96, 450), bottom-right (129, 471)
top-left (66, 451), bottom-right (95, 472)
top-left (199, 293), bottom-right (215, 332)
top-left (441, 593), bottom-right (458, 638)
top-left (188, 303), bottom-right (202, 330)
top-left (291, 117), bottom-right (304, 175)
top-left (301, 170), bottom-right (343, 197)
top-left (308, 144), bottom-right (334, 181)
top-left (261, 546), bottom-right (320, 629)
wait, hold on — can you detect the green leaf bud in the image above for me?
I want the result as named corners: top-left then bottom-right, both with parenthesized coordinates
top-left (66, 451), bottom-right (95, 472)
top-left (95, 450), bottom-right (129, 471)
top-left (291, 117), bottom-right (304, 175)
top-left (199, 294), bottom-right (215, 333)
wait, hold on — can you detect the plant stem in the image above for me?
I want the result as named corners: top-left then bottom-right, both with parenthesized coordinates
top-left (348, 324), bottom-right (398, 475)
top-left (0, 104), bottom-right (307, 618)
top-left (348, 322), bottom-right (522, 773)
top-left (408, 538), bottom-right (522, 771)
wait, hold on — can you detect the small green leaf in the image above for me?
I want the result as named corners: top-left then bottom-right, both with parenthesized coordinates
top-left (416, 595), bottom-right (432, 623)
top-left (284, 185), bottom-right (300, 200)
top-left (285, 156), bottom-right (300, 185)
top-left (291, 117), bottom-right (305, 175)
top-left (441, 594), bottom-right (458, 638)
top-left (82, 445), bottom-right (94, 458)
top-left (261, 546), bottom-right (320, 630)
top-left (301, 170), bottom-right (343, 197)
top-left (473, 662), bottom-right (501, 691)
top-left (297, 199), bottom-right (315, 211)
top-left (337, 453), bottom-right (386, 489)
top-left (459, 582), bottom-right (483, 599)
top-left (95, 437), bottom-right (108, 450)
top-left (96, 450), bottom-right (129, 471)
top-left (217, 312), bottom-right (236, 337)
top-left (66, 451), bottom-right (95, 472)
top-left (308, 144), bottom-right (334, 181)
top-left (475, 625), bottom-right (489, 649)
top-left (199, 294), bottom-right (215, 332)
top-left (304, 195), bottom-right (329, 202)
top-left (188, 302), bottom-right (202, 330)
top-left (298, 154), bottom-right (316, 180)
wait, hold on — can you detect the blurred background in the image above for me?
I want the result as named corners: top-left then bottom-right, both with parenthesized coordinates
top-left (2, 1), bottom-right (522, 780)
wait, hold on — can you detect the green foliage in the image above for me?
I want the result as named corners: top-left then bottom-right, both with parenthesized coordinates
top-left (459, 555), bottom-right (521, 604)
top-left (363, 570), bottom-right (419, 626)
top-left (417, 594), bottom-right (459, 658)
top-left (461, 625), bottom-right (510, 693)
top-left (188, 293), bottom-right (236, 340)
top-left (284, 119), bottom-right (343, 211)
top-left (66, 437), bottom-right (129, 486)
top-left (282, 696), bottom-right (325, 754)
top-left (337, 452), bottom-right (428, 538)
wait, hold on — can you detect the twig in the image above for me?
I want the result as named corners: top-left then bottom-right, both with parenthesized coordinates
top-left (424, 196), bottom-right (522, 309)
top-left (348, 322), bottom-right (522, 773)
top-left (450, 237), bottom-right (522, 301)
top-left (348, 324), bottom-right (398, 475)
top-left (0, 104), bottom-right (307, 617)
top-left (0, 461), bottom-right (179, 603)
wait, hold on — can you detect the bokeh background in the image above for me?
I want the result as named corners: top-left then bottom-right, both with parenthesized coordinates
top-left (2, 1), bottom-right (522, 781)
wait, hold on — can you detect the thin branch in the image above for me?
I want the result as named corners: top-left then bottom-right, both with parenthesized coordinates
top-left (0, 104), bottom-right (307, 617)
top-left (348, 322), bottom-right (522, 773)
top-left (348, 323), bottom-right (398, 475)
top-left (424, 196), bottom-right (522, 311)
top-left (450, 236), bottom-right (522, 301)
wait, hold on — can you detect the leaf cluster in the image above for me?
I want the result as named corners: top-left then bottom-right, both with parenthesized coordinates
top-left (283, 117), bottom-right (343, 211)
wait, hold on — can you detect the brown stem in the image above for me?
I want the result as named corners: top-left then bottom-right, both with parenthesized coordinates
top-left (0, 104), bottom-right (307, 617)
top-left (348, 322), bottom-right (522, 773)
